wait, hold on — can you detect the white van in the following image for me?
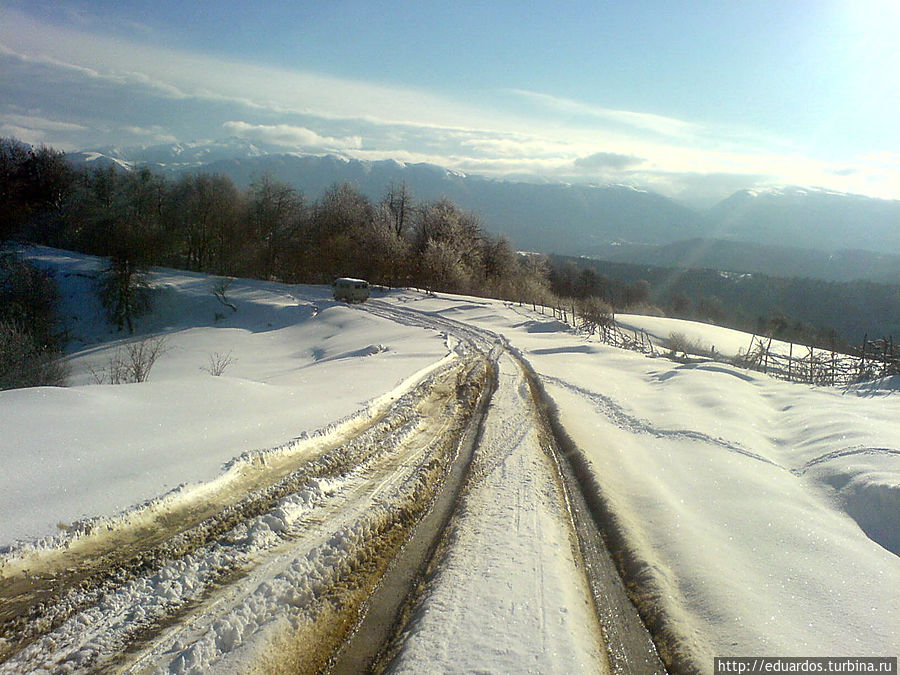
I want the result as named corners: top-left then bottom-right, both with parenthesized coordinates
top-left (332, 277), bottom-right (370, 303)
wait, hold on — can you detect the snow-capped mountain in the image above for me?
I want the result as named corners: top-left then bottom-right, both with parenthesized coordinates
top-left (65, 137), bottom-right (277, 170)
top-left (708, 186), bottom-right (900, 254)
top-left (63, 141), bottom-right (900, 267)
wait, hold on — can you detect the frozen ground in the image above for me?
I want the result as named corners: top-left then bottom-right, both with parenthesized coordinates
top-left (2, 248), bottom-right (898, 671)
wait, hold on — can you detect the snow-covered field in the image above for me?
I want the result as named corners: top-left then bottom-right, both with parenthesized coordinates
top-left (2, 248), bottom-right (898, 671)
top-left (1, 249), bottom-right (448, 547)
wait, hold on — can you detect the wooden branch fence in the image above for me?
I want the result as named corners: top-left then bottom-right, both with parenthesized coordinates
top-left (735, 334), bottom-right (898, 386)
top-left (529, 298), bottom-right (897, 387)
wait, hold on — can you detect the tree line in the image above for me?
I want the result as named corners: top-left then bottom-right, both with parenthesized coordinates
top-left (1, 138), bottom-right (553, 298)
top-left (550, 255), bottom-right (900, 351)
top-left (1, 137), bottom-right (564, 388)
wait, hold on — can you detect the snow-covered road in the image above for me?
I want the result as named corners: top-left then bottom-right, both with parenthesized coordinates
top-left (386, 350), bottom-right (610, 674)
top-left (1, 350), bottom-right (490, 673)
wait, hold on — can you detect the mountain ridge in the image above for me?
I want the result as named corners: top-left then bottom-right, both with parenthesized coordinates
top-left (64, 140), bottom-right (900, 275)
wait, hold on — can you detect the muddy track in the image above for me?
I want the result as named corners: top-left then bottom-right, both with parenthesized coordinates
top-left (0, 353), bottom-right (490, 672)
top-left (358, 300), bottom-right (667, 674)
top-left (325, 346), bottom-right (500, 675)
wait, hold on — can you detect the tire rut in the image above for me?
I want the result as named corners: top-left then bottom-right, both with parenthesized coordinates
top-left (0, 354), bottom-right (484, 671)
top-left (359, 300), bottom-right (667, 674)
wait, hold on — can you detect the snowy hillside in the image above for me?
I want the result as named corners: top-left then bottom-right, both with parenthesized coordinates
top-left (1, 249), bottom-right (449, 546)
top-left (1, 249), bottom-right (897, 673)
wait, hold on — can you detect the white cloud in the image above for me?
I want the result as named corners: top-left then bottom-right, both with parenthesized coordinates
top-left (505, 89), bottom-right (700, 141)
top-left (0, 112), bottom-right (89, 149)
top-left (0, 113), bottom-right (87, 132)
top-left (2, 7), bottom-right (898, 202)
top-left (458, 134), bottom-right (576, 159)
top-left (0, 41), bottom-right (191, 100)
top-left (222, 121), bottom-right (362, 151)
top-left (122, 125), bottom-right (178, 143)
top-left (0, 123), bottom-right (45, 145)
top-left (573, 152), bottom-right (645, 171)
top-left (0, 10), bottom-right (491, 132)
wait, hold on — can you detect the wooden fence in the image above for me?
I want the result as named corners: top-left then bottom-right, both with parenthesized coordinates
top-left (531, 299), bottom-right (897, 387)
top-left (735, 334), bottom-right (898, 386)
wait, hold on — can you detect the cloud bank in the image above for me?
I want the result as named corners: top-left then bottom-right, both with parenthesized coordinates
top-left (573, 152), bottom-right (645, 170)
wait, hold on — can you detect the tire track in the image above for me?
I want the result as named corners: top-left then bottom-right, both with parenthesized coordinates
top-left (0, 355), bottom-right (487, 673)
top-left (358, 298), bottom-right (666, 674)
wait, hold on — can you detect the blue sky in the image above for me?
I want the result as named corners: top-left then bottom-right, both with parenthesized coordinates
top-left (2, 1), bottom-right (898, 205)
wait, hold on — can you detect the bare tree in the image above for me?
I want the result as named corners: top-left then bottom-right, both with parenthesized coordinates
top-left (414, 199), bottom-right (483, 293)
top-left (382, 181), bottom-right (413, 237)
top-left (99, 256), bottom-right (151, 333)
top-left (202, 351), bottom-right (236, 376)
top-left (0, 320), bottom-right (69, 390)
top-left (360, 205), bottom-right (409, 287)
top-left (577, 297), bottom-right (614, 335)
top-left (91, 336), bottom-right (167, 384)
top-left (478, 235), bottom-right (518, 299)
top-left (247, 173), bottom-right (305, 280)
top-left (164, 173), bottom-right (244, 272)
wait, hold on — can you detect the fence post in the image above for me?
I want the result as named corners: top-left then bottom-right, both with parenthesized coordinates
top-left (861, 333), bottom-right (868, 376)
top-left (746, 334), bottom-right (757, 360)
top-left (831, 350), bottom-right (836, 386)
top-left (808, 346), bottom-right (814, 384)
top-left (892, 336), bottom-right (896, 375)
top-left (788, 342), bottom-right (793, 381)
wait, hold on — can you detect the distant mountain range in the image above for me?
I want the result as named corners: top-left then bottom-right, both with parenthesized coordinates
top-left (587, 239), bottom-right (900, 284)
top-left (65, 140), bottom-right (900, 282)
